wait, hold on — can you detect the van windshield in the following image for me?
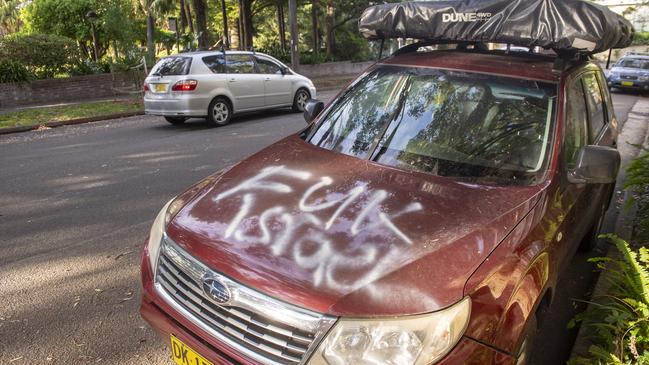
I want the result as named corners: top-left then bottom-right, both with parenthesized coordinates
top-left (307, 66), bottom-right (557, 185)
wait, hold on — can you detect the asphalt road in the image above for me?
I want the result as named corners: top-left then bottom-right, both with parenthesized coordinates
top-left (0, 91), bottom-right (641, 365)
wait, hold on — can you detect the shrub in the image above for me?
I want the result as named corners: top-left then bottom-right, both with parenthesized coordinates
top-left (67, 59), bottom-right (110, 76)
top-left (634, 32), bottom-right (649, 46)
top-left (0, 33), bottom-right (81, 79)
top-left (568, 235), bottom-right (649, 364)
top-left (257, 44), bottom-right (291, 64)
top-left (627, 147), bottom-right (649, 241)
top-left (0, 60), bottom-right (34, 83)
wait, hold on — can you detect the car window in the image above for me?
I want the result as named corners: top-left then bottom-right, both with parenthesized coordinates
top-left (616, 58), bottom-right (649, 69)
top-left (565, 79), bottom-right (589, 169)
top-left (308, 66), bottom-right (557, 185)
top-left (597, 71), bottom-right (615, 126)
top-left (150, 57), bottom-right (192, 76)
top-left (581, 73), bottom-right (607, 142)
top-left (256, 57), bottom-right (283, 74)
top-left (226, 54), bottom-right (255, 74)
top-left (202, 55), bottom-right (226, 74)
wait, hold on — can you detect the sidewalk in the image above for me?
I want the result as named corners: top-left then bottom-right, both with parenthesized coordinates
top-left (569, 98), bottom-right (649, 359)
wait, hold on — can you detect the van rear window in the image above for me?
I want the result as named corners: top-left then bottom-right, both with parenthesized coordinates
top-left (151, 57), bottom-right (192, 76)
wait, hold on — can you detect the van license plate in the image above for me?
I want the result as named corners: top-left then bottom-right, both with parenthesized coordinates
top-left (170, 335), bottom-right (213, 365)
top-left (622, 81), bottom-right (634, 86)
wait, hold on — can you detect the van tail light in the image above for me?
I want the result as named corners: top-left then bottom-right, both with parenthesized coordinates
top-left (172, 80), bottom-right (198, 92)
top-left (143, 83), bottom-right (149, 92)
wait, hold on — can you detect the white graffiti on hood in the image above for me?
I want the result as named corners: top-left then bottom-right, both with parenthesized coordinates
top-left (213, 165), bottom-right (424, 291)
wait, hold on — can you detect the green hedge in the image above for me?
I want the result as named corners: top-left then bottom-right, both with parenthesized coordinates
top-left (0, 33), bottom-right (80, 78)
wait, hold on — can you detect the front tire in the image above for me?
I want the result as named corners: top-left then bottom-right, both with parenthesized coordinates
top-left (207, 97), bottom-right (232, 126)
top-left (164, 116), bottom-right (186, 125)
top-left (292, 88), bottom-right (310, 112)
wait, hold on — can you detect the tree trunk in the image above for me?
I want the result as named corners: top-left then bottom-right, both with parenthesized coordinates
top-left (180, 0), bottom-right (188, 33)
top-left (146, 14), bottom-right (155, 62)
top-left (240, 0), bottom-right (253, 50)
top-left (185, 0), bottom-right (195, 35)
top-left (232, 17), bottom-right (241, 49)
top-left (288, 0), bottom-right (299, 70)
top-left (325, 1), bottom-right (335, 57)
top-left (278, 3), bottom-right (286, 50)
top-left (192, 0), bottom-right (209, 49)
top-left (311, 0), bottom-right (319, 54)
top-left (220, 0), bottom-right (229, 48)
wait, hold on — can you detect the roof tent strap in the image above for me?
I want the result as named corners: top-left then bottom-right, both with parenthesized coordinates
top-left (379, 38), bottom-right (385, 60)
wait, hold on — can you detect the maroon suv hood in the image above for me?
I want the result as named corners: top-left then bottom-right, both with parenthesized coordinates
top-left (167, 136), bottom-right (542, 316)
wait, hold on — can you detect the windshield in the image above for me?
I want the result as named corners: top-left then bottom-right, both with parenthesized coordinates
top-left (151, 57), bottom-right (192, 76)
top-left (616, 58), bottom-right (649, 69)
top-left (307, 66), bottom-right (557, 185)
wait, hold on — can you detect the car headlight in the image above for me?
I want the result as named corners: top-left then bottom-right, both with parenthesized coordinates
top-left (308, 297), bottom-right (471, 365)
top-left (146, 197), bottom-right (185, 272)
top-left (640, 76), bottom-right (649, 81)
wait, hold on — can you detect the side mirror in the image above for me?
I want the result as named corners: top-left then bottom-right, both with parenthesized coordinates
top-left (568, 145), bottom-right (621, 184)
top-left (303, 99), bottom-right (325, 124)
top-left (280, 67), bottom-right (289, 75)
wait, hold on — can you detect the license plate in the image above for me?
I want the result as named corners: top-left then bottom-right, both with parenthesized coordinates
top-left (622, 81), bottom-right (634, 86)
top-left (170, 335), bottom-right (213, 365)
top-left (154, 83), bottom-right (168, 92)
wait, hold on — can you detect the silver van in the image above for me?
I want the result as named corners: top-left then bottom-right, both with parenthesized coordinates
top-left (144, 51), bottom-right (317, 126)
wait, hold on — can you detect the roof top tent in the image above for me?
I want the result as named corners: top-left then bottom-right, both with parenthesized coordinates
top-left (358, 0), bottom-right (634, 64)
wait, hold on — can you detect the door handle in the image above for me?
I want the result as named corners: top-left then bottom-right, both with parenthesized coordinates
top-left (264, 78), bottom-right (271, 81)
top-left (229, 78), bottom-right (236, 82)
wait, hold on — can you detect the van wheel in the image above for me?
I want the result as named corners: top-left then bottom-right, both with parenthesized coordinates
top-left (207, 97), bottom-right (232, 126)
top-left (164, 117), bottom-right (186, 125)
top-left (579, 202), bottom-right (607, 252)
top-left (516, 314), bottom-right (537, 365)
top-left (292, 89), bottom-right (310, 112)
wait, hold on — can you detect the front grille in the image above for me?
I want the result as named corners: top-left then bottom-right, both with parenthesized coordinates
top-left (622, 75), bottom-right (638, 80)
top-left (155, 236), bottom-right (336, 365)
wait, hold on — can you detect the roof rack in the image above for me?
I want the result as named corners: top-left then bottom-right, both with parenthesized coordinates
top-left (360, 0), bottom-right (634, 57)
top-left (391, 40), bottom-right (588, 73)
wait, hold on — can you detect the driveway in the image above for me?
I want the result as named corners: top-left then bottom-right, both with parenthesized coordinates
top-left (0, 91), bottom-right (641, 364)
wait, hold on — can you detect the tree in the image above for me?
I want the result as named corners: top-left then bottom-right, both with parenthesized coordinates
top-left (311, 0), bottom-right (319, 54)
top-left (192, 0), bottom-right (208, 49)
top-left (0, 0), bottom-right (21, 34)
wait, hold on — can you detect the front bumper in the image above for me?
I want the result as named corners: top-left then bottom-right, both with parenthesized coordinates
top-left (607, 77), bottom-right (649, 90)
top-left (139, 244), bottom-right (515, 365)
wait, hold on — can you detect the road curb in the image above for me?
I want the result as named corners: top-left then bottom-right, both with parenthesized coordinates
top-left (569, 98), bottom-right (649, 360)
top-left (0, 110), bottom-right (145, 136)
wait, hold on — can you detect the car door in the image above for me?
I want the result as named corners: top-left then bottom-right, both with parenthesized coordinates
top-left (557, 75), bottom-right (590, 268)
top-left (255, 56), bottom-right (293, 107)
top-left (225, 54), bottom-right (265, 111)
top-left (557, 71), bottom-right (611, 268)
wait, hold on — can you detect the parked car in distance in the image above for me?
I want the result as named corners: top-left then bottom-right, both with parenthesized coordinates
top-left (140, 43), bottom-right (621, 365)
top-left (606, 52), bottom-right (649, 92)
top-left (143, 51), bottom-right (316, 126)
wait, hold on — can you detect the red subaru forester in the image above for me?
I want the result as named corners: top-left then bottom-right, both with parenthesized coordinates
top-left (140, 2), bottom-right (628, 364)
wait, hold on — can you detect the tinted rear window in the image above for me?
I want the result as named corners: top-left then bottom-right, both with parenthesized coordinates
top-left (151, 57), bottom-right (192, 76)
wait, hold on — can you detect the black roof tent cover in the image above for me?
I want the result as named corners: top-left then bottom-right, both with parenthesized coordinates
top-left (359, 0), bottom-right (634, 55)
